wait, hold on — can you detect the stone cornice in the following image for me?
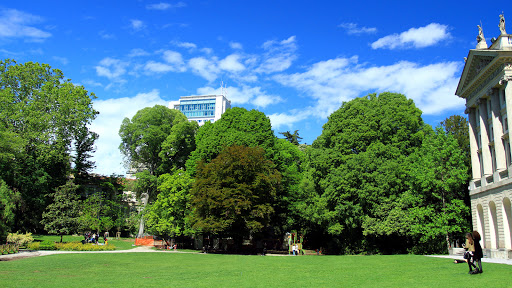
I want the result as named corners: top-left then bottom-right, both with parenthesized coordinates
top-left (459, 54), bottom-right (512, 100)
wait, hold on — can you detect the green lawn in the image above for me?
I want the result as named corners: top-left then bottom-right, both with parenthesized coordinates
top-left (1, 253), bottom-right (510, 287)
top-left (32, 235), bottom-right (136, 250)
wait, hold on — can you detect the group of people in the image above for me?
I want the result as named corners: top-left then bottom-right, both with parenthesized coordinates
top-left (464, 231), bottom-right (483, 274)
top-left (83, 232), bottom-right (108, 245)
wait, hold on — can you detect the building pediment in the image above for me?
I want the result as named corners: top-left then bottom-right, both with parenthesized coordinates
top-left (456, 50), bottom-right (512, 101)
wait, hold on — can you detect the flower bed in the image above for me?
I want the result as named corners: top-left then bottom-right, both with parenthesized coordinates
top-left (27, 241), bottom-right (116, 251)
top-left (0, 244), bottom-right (19, 255)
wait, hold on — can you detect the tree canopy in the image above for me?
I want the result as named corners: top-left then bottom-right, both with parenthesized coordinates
top-left (186, 107), bottom-right (276, 174)
top-left (0, 59), bottom-right (98, 232)
top-left (189, 145), bottom-right (281, 247)
top-left (119, 105), bottom-right (196, 176)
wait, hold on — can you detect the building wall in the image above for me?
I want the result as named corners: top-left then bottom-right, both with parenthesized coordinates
top-left (456, 30), bottom-right (512, 258)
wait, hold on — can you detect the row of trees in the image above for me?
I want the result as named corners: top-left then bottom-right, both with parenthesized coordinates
top-left (120, 93), bottom-right (471, 254)
top-left (1, 59), bottom-right (470, 254)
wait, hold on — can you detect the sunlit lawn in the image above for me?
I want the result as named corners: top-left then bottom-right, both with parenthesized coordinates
top-left (32, 235), bottom-right (136, 250)
top-left (1, 253), bottom-right (511, 287)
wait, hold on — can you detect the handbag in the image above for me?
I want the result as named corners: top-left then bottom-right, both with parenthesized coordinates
top-left (463, 251), bottom-right (471, 260)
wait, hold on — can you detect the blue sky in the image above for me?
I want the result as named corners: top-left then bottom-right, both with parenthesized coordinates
top-left (0, 1), bottom-right (508, 176)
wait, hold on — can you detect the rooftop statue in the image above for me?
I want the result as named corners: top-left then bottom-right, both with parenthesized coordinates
top-left (499, 14), bottom-right (507, 35)
top-left (476, 24), bottom-right (488, 49)
top-left (477, 25), bottom-right (485, 42)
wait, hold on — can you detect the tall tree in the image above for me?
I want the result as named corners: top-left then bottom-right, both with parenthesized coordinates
top-left (144, 169), bottom-right (194, 239)
top-left (279, 130), bottom-right (303, 145)
top-left (310, 92), bottom-right (425, 253)
top-left (40, 181), bottom-right (82, 242)
top-left (186, 107), bottom-right (276, 174)
top-left (0, 59), bottom-right (98, 232)
top-left (119, 105), bottom-right (194, 176)
top-left (189, 145), bottom-right (281, 248)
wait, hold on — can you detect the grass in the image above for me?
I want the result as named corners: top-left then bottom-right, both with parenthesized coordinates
top-left (31, 235), bottom-right (136, 250)
top-left (1, 253), bottom-right (511, 287)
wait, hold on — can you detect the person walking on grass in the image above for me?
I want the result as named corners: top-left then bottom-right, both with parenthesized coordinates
top-left (471, 231), bottom-right (483, 274)
top-left (464, 232), bottom-right (476, 273)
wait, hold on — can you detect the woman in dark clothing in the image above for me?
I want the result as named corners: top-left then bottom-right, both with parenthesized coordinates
top-left (472, 231), bottom-right (483, 274)
top-left (464, 232), bottom-right (476, 273)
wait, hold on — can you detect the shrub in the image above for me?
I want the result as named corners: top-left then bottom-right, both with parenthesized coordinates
top-left (27, 242), bottom-right (40, 250)
top-left (7, 232), bottom-right (34, 247)
top-left (39, 240), bottom-right (56, 250)
top-left (54, 242), bottom-right (116, 251)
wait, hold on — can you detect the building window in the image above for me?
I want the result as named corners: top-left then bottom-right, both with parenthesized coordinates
top-left (489, 125), bottom-right (494, 142)
top-left (505, 116), bottom-right (509, 133)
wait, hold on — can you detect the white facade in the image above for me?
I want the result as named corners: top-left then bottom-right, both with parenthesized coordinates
top-left (456, 18), bottom-right (512, 259)
top-left (169, 94), bottom-right (231, 125)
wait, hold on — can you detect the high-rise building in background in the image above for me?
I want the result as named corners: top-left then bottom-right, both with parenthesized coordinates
top-left (169, 94), bottom-right (231, 125)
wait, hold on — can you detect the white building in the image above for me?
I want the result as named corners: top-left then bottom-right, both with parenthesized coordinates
top-left (455, 15), bottom-right (512, 259)
top-left (169, 94), bottom-right (231, 125)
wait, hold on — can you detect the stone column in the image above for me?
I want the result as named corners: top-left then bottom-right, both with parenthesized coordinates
top-left (504, 78), bottom-right (512, 167)
top-left (468, 107), bottom-right (482, 180)
top-left (479, 99), bottom-right (493, 176)
top-left (490, 88), bottom-right (506, 171)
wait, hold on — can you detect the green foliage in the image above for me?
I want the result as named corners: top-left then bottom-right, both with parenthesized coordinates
top-left (279, 130), bottom-right (303, 145)
top-left (54, 242), bottom-right (116, 251)
top-left (39, 240), bottom-right (57, 250)
top-left (186, 107), bottom-right (276, 174)
top-left (190, 145), bottom-right (281, 245)
top-left (6, 232), bottom-right (34, 247)
top-left (0, 244), bottom-right (19, 254)
top-left (0, 59), bottom-right (98, 233)
top-left (144, 170), bottom-right (194, 238)
top-left (41, 181), bottom-right (81, 242)
top-left (310, 92), bottom-right (425, 253)
top-left (0, 179), bottom-right (20, 240)
top-left (119, 105), bottom-right (193, 176)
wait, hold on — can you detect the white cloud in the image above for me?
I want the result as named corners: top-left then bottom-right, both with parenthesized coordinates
top-left (197, 85), bottom-right (282, 108)
top-left (256, 36), bottom-right (298, 74)
top-left (144, 61), bottom-right (175, 73)
top-left (144, 50), bottom-right (186, 73)
top-left (90, 89), bottom-right (169, 176)
top-left (163, 50), bottom-right (184, 65)
top-left (128, 48), bottom-right (150, 57)
top-left (188, 57), bottom-right (219, 82)
top-left (229, 42), bottom-right (243, 50)
top-left (95, 58), bottom-right (129, 80)
top-left (371, 23), bottom-right (450, 49)
top-left (274, 56), bottom-right (464, 119)
top-left (268, 112), bottom-right (309, 130)
top-left (0, 9), bottom-right (51, 40)
top-left (338, 23), bottom-right (377, 35)
top-left (218, 54), bottom-right (245, 72)
top-left (175, 41), bottom-right (197, 50)
top-left (130, 19), bottom-right (146, 31)
top-left (201, 47), bottom-right (213, 54)
top-left (146, 2), bottom-right (186, 10)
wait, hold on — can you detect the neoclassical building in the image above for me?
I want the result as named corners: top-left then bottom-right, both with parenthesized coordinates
top-left (456, 15), bottom-right (512, 259)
